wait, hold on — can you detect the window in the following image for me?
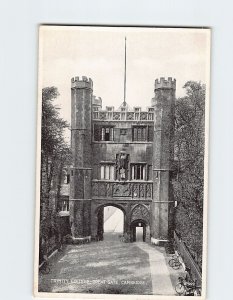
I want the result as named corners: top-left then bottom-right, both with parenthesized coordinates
top-left (133, 126), bottom-right (146, 141)
top-left (132, 126), bottom-right (153, 142)
top-left (101, 127), bottom-right (114, 141)
top-left (94, 125), bottom-right (114, 141)
top-left (131, 164), bottom-right (146, 180)
top-left (63, 170), bottom-right (70, 184)
top-left (61, 200), bottom-right (69, 211)
top-left (100, 165), bottom-right (115, 180)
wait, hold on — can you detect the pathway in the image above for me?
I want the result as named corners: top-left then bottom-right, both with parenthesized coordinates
top-left (136, 242), bottom-right (176, 295)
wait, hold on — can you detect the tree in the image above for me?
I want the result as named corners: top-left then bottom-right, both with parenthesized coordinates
top-left (40, 87), bottom-right (70, 255)
top-left (173, 81), bottom-right (205, 269)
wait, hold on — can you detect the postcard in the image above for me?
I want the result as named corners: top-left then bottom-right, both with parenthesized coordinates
top-left (34, 25), bottom-right (210, 299)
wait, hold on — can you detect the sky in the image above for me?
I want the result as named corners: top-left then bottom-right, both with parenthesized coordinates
top-left (40, 26), bottom-right (210, 123)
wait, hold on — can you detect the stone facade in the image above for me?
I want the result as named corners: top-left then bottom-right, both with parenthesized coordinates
top-left (69, 76), bottom-right (176, 244)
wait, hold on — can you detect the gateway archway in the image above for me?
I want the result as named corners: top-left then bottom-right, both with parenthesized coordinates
top-left (96, 204), bottom-right (126, 241)
top-left (103, 206), bottom-right (124, 240)
top-left (130, 204), bottom-right (150, 242)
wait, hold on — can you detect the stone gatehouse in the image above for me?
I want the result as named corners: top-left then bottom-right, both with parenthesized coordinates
top-left (69, 76), bottom-right (176, 244)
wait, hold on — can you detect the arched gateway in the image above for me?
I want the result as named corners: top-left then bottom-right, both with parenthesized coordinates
top-left (91, 202), bottom-right (151, 242)
top-left (69, 76), bottom-right (176, 245)
top-left (95, 204), bottom-right (125, 241)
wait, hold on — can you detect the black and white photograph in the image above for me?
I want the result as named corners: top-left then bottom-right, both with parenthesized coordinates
top-left (34, 25), bottom-right (210, 298)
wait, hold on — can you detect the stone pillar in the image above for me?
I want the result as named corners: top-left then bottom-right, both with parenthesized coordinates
top-left (145, 225), bottom-right (150, 243)
top-left (125, 204), bottom-right (131, 242)
top-left (69, 76), bottom-right (93, 242)
top-left (91, 203), bottom-right (98, 239)
top-left (151, 77), bottom-right (176, 245)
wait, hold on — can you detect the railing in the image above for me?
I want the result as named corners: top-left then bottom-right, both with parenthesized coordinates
top-left (92, 180), bottom-right (153, 200)
top-left (93, 111), bottom-right (154, 121)
top-left (174, 231), bottom-right (202, 286)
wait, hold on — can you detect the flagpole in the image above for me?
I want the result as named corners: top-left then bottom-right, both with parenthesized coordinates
top-left (124, 37), bottom-right (127, 106)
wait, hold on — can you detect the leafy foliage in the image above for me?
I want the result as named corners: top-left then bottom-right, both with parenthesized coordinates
top-left (40, 87), bottom-right (70, 254)
top-left (173, 81), bottom-right (205, 269)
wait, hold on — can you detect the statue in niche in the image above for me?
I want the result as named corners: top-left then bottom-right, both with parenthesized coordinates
top-left (120, 167), bottom-right (126, 179)
top-left (116, 151), bottom-right (128, 181)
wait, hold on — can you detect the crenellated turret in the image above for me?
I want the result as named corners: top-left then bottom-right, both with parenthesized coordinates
top-left (71, 76), bottom-right (93, 89)
top-left (151, 77), bottom-right (176, 245)
top-left (154, 77), bottom-right (176, 90)
top-left (70, 76), bottom-right (93, 242)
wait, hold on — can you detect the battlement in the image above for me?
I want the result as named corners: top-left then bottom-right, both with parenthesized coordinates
top-left (154, 77), bottom-right (176, 90)
top-left (92, 95), bottom-right (102, 107)
top-left (71, 76), bottom-right (93, 89)
top-left (92, 105), bottom-right (155, 121)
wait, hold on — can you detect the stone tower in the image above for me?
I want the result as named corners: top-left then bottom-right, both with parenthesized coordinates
top-left (151, 77), bottom-right (176, 244)
top-left (69, 76), bottom-right (93, 242)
